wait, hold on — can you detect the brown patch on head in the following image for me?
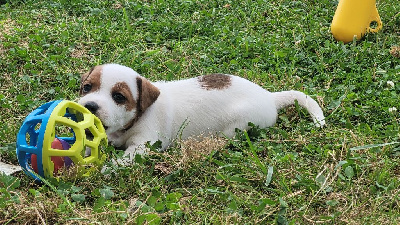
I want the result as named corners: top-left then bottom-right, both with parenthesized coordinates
top-left (136, 77), bottom-right (160, 113)
top-left (121, 77), bottom-right (160, 132)
top-left (80, 65), bottom-right (103, 95)
top-left (111, 82), bottom-right (136, 111)
top-left (198, 74), bottom-right (232, 90)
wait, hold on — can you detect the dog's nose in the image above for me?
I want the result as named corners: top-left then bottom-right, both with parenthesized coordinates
top-left (84, 102), bottom-right (99, 114)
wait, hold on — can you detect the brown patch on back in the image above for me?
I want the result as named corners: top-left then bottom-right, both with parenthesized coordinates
top-left (111, 82), bottom-right (137, 111)
top-left (198, 74), bottom-right (232, 90)
top-left (80, 65), bottom-right (103, 95)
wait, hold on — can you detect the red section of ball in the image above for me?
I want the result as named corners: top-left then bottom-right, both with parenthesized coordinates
top-left (30, 138), bottom-right (73, 176)
top-left (51, 138), bottom-right (65, 175)
top-left (31, 154), bottom-right (38, 173)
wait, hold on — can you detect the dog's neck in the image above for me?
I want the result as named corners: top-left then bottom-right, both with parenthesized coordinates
top-left (121, 112), bottom-right (142, 132)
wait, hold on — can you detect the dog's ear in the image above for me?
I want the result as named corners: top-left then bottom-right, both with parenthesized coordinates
top-left (136, 76), bottom-right (160, 112)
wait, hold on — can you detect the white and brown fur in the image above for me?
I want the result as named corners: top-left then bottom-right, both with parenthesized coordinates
top-left (78, 64), bottom-right (325, 163)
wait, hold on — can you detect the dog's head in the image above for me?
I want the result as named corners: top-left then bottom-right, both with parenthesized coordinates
top-left (78, 64), bottom-right (160, 134)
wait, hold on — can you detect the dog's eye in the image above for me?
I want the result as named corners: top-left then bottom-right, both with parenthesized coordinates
top-left (82, 84), bottom-right (92, 93)
top-left (112, 92), bottom-right (127, 104)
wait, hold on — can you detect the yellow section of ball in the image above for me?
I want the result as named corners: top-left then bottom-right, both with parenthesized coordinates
top-left (41, 100), bottom-right (107, 178)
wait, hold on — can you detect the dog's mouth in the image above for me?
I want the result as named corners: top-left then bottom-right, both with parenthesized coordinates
top-left (103, 125), bottom-right (109, 130)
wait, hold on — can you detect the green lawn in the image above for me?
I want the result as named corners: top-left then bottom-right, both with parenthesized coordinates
top-left (1, 0), bottom-right (399, 224)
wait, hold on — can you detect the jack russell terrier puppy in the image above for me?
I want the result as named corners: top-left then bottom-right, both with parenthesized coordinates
top-left (78, 64), bottom-right (325, 163)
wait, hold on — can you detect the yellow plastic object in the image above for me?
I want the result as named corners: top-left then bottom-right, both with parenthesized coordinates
top-left (331, 0), bottom-right (382, 43)
top-left (42, 100), bottom-right (107, 178)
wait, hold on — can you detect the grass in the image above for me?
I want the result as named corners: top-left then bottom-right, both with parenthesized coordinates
top-left (0, 0), bottom-right (399, 223)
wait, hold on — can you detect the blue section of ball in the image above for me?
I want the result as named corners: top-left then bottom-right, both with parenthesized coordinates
top-left (16, 100), bottom-right (63, 181)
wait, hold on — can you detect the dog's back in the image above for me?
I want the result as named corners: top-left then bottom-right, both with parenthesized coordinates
top-left (149, 75), bottom-right (281, 140)
top-left (149, 74), bottom-right (325, 141)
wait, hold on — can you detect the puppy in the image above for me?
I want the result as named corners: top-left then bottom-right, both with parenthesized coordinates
top-left (78, 64), bottom-right (325, 163)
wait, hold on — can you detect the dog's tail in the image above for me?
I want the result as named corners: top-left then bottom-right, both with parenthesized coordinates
top-left (272, 91), bottom-right (326, 127)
